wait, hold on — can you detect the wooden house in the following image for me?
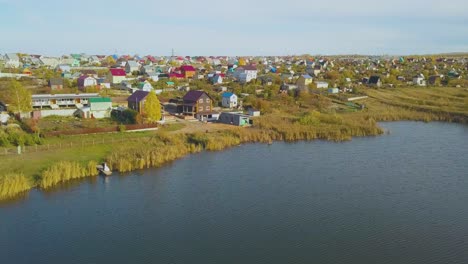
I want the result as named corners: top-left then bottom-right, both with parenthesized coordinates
top-left (180, 90), bottom-right (214, 120)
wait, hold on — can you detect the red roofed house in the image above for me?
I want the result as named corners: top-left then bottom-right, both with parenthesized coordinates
top-left (107, 68), bottom-right (126, 84)
top-left (180, 65), bottom-right (196, 78)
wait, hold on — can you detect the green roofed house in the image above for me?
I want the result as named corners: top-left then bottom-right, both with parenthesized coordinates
top-left (76, 97), bottom-right (112, 119)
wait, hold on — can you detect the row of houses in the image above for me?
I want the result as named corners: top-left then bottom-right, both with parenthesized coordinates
top-left (127, 90), bottom-right (256, 125)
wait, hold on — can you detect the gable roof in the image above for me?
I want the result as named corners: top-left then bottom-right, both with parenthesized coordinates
top-left (183, 90), bottom-right (211, 102)
top-left (127, 90), bottom-right (150, 103)
top-left (126, 61), bottom-right (139, 67)
top-left (243, 65), bottom-right (257, 71)
top-left (49, 78), bottom-right (63, 86)
top-left (81, 70), bottom-right (97, 75)
top-left (222, 92), bottom-right (234, 98)
top-left (368, 75), bottom-right (381, 84)
top-left (302, 74), bottom-right (313, 79)
top-left (180, 65), bottom-right (195, 72)
top-left (110, 68), bottom-right (126, 76)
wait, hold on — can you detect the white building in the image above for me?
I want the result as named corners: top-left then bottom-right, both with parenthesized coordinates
top-left (221, 92), bottom-right (238, 108)
top-left (413, 75), bottom-right (426, 86)
top-left (125, 61), bottom-right (140, 73)
top-left (234, 65), bottom-right (257, 83)
top-left (4, 53), bottom-right (20, 68)
top-left (78, 76), bottom-right (98, 90)
top-left (315, 81), bottom-right (329, 89)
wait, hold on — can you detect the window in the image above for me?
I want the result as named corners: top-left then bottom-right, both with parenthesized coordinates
top-left (206, 106), bottom-right (210, 111)
top-left (199, 99), bottom-right (203, 103)
top-left (206, 99), bottom-right (211, 103)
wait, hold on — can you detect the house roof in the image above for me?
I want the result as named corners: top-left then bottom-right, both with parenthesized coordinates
top-left (302, 74), bottom-right (313, 79)
top-left (169, 73), bottom-right (185, 79)
top-left (89, 97), bottom-right (111, 103)
top-left (110, 68), bottom-right (126, 76)
top-left (368, 75), bottom-right (381, 84)
top-left (126, 61), bottom-right (139, 68)
top-left (81, 70), bottom-right (97, 75)
top-left (183, 90), bottom-right (210, 102)
top-left (49, 78), bottom-right (63, 86)
top-left (222, 92), bottom-right (234, 98)
top-left (180, 65), bottom-right (195, 72)
top-left (127, 90), bottom-right (149, 103)
top-left (243, 65), bottom-right (257, 71)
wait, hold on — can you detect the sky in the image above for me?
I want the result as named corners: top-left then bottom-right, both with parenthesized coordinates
top-left (1, 0), bottom-right (467, 56)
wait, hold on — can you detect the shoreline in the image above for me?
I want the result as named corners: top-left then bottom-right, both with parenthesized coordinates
top-left (1, 119), bottom-right (466, 203)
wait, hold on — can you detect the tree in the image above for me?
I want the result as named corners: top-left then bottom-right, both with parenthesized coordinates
top-left (143, 91), bottom-right (161, 123)
top-left (4, 80), bottom-right (32, 113)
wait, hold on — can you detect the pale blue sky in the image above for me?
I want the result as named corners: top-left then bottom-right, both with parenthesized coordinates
top-left (1, 0), bottom-right (467, 56)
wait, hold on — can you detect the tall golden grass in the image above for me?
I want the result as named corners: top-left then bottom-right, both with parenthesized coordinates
top-left (0, 173), bottom-right (32, 200)
top-left (39, 161), bottom-right (99, 189)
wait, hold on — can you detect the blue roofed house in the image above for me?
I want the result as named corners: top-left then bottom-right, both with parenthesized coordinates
top-left (296, 74), bottom-right (313, 89)
top-left (221, 92), bottom-right (238, 108)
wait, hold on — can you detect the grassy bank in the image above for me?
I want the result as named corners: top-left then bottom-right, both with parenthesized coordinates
top-left (0, 87), bottom-right (467, 201)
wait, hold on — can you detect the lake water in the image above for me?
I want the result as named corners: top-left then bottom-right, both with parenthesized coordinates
top-left (1, 122), bottom-right (467, 264)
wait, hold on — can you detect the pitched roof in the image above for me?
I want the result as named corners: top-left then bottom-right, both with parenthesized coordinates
top-left (183, 90), bottom-right (210, 102)
top-left (81, 70), bottom-right (97, 75)
top-left (49, 78), bottom-right (63, 86)
top-left (127, 90), bottom-right (149, 103)
top-left (110, 68), bottom-right (126, 76)
top-left (126, 61), bottom-right (139, 67)
top-left (222, 92), bottom-right (234, 98)
top-left (243, 65), bottom-right (257, 71)
top-left (368, 75), bottom-right (381, 84)
top-left (180, 65), bottom-right (195, 72)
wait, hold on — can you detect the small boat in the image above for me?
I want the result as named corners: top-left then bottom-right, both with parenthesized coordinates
top-left (96, 163), bottom-right (112, 176)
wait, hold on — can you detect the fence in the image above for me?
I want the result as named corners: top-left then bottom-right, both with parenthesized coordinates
top-left (43, 124), bottom-right (158, 137)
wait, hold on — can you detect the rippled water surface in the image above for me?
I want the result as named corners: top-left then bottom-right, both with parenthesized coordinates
top-left (1, 122), bottom-right (467, 264)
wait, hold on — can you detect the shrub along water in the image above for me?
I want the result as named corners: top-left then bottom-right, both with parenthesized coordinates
top-left (0, 173), bottom-right (32, 200)
top-left (39, 161), bottom-right (99, 189)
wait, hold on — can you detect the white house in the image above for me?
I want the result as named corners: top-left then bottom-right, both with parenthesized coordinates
top-left (234, 65), bottom-right (257, 83)
top-left (221, 92), bottom-right (238, 108)
top-left (40, 57), bottom-right (60, 68)
top-left (138, 81), bottom-right (153, 92)
top-left (125, 61), bottom-right (140, 73)
top-left (56, 64), bottom-right (71, 73)
top-left (148, 72), bottom-right (160, 82)
top-left (413, 75), bottom-right (426, 86)
top-left (315, 81), bottom-right (329, 89)
top-left (78, 76), bottom-right (98, 90)
top-left (5, 53), bottom-right (20, 68)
